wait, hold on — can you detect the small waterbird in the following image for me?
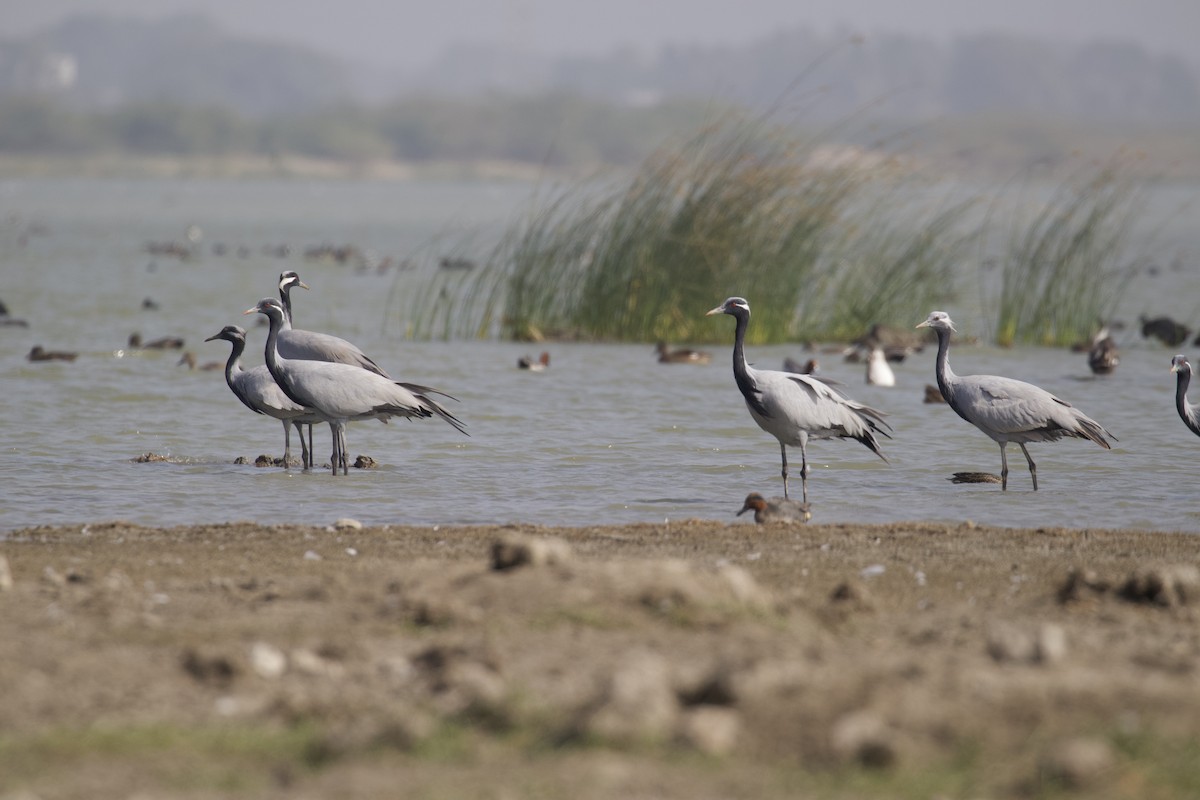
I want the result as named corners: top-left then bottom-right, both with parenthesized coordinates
top-left (737, 492), bottom-right (811, 524)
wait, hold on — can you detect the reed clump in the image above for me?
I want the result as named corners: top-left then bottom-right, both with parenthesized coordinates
top-left (389, 117), bottom-right (1146, 347)
top-left (988, 164), bottom-right (1141, 347)
top-left (390, 113), bottom-right (978, 344)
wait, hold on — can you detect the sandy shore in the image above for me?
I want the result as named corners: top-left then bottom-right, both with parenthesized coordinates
top-left (1, 518), bottom-right (1197, 799)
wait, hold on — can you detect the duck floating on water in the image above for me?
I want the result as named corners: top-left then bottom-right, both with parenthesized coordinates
top-left (518, 352), bottom-right (550, 371)
top-left (129, 332), bottom-right (185, 350)
top-left (27, 345), bottom-right (77, 362)
top-left (656, 342), bottom-right (712, 365)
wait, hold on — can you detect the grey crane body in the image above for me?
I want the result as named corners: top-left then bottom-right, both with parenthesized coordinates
top-left (246, 298), bottom-right (466, 475)
top-left (708, 297), bottom-right (890, 503)
top-left (276, 269), bottom-right (391, 463)
top-left (1170, 355), bottom-right (1200, 438)
top-left (205, 325), bottom-right (322, 468)
top-left (277, 270), bottom-right (390, 377)
top-left (918, 310), bottom-right (1115, 490)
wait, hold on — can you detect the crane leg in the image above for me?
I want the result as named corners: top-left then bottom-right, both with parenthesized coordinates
top-left (779, 442), bottom-right (790, 500)
top-left (798, 442), bottom-right (810, 505)
top-left (329, 423), bottom-right (343, 476)
top-left (307, 424), bottom-right (314, 470)
top-left (1019, 443), bottom-right (1038, 490)
top-left (282, 419), bottom-right (293, 468)
top-left (294, 421), bottom-right (310, 470)
top-left (999, 442), bottom-right (1009, 491)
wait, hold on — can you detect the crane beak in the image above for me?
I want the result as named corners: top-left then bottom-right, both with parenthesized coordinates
top-left (243, 306), bottom-right (258, 316)
top-left (915, 320), bottom-right (929, 329)
top-left (706, 305), bottom-right (725, 316)
top-left (298, 281), bottom-right (310, 290)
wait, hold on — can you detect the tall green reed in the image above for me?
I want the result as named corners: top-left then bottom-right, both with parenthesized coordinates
top-left (988, 164), bottom-right (1141, 347)
top-left (388, 112), bottom-right (982, 343)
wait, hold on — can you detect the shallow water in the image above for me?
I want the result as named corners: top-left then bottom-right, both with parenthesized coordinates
top-left (2, 177), bottom-right (1199, 533)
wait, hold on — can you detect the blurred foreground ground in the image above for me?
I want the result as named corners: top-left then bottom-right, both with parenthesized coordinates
top-left (1, 518), bottom-right (1198, 799)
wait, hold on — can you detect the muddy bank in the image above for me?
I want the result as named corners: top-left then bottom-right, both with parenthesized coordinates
top-left (1, 519), bottom-right (1197, 799)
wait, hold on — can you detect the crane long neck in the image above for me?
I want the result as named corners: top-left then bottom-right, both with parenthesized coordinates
top-left (279, 287), bottom-right (294, 325)
top-left (933, 326), bottom-right (957, 397)
top-left (1176, 366), bottom-right (1199, 432)
top-left (730, 309), bottom-right (756, 397)
top-left (222, 336), bottom-right (245, 387)
top-left (261, 310), bottom-right (314, 412)
top-left (262, 312), bottom-right (284, 380)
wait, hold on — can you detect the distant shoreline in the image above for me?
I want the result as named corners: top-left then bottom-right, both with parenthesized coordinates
top-left (0, 154), bottom-right (565, 182)
top-left (2, 140), bottom-right (1199, 182)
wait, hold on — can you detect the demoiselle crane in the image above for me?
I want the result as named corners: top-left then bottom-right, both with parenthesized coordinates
top-left (707, 296), bottom-right (890, 503)
top-left (1170, 355), bottom-right (1200, 438)
top-left (245, 298), bottom-right (466, 475)
top-left (205, 324), bottom-right (321, 468)
top-left (276, 271), bottom-right (389, 376)
top-left (917, 310), bottom-right (1115, 490)
top-left (276, 269), bottom-right (391, 462)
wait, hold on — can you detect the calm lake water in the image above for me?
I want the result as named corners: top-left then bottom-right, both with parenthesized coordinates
top-left (2, 176), bottom-right (1199, 534)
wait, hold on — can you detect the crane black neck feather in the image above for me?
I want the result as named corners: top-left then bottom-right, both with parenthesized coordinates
top-left (931, 324), bottom-right (975, 426)
top-left (1176, 362), bottom-right (1200, 437)
top-left (258, 304), bottom-right (309, 409)
top-left (221, 332), bottom-right (245, 385)
top-left (218, 334), bottom-right (262, 416)
top-left (278, 284), bottom-right (295, 325)
top-left (729, 305), bottom-right (770, 417)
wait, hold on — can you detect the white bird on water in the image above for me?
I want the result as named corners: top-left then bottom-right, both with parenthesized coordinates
top-left (245, 298), bottom-right (466, 475)
top-left (917, 310), bottom-right (1115, 490)
top-left (205, 324), bottom-right (322, 468)
top-left (866, 346), bottom-right (896, 386)
top-left (1170, 355), bottom-right (1200, 438)
top-left (708, 297), bottom-right (891, 503)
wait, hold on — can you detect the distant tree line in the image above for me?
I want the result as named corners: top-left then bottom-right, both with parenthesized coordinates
top-left (2, 12), bottom-right (1199, 172)
top-left (415, 32), bottom-right (1200, 124)
top-left (2, 12), bottom-right (1198, 125)
top-left (0, 94), bottom-right (720, 167)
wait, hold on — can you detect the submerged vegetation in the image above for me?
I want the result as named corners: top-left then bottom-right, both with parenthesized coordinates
top-left (385, 113), bottom-right (1146, 346)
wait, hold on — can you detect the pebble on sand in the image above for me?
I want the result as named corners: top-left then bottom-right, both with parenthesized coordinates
top-left (1040, 737), bottom-right (1115, 790)
top-left (576, 649), bottom-right (679, 745)
top-left (830, 709), bottom-right (898, 768)
top-left (491, 532), bottom-right (574, 571)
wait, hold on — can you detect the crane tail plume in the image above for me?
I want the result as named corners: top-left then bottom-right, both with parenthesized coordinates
top-left (1075, 417), bottom-right (1115, 449)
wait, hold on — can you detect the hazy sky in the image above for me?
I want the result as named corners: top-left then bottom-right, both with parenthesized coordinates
top-left (3, 0), bottom-right (1198, 69)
